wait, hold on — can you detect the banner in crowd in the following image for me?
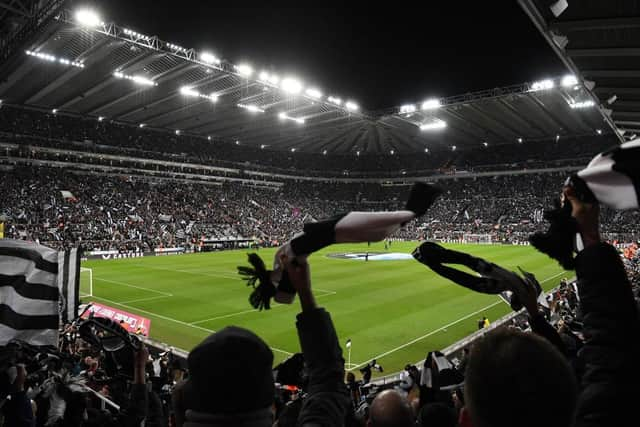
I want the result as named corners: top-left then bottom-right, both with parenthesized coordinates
top-left (82, 302), bottom-right (151, 336)
top-left (0, 239), bottom-right (80, 346)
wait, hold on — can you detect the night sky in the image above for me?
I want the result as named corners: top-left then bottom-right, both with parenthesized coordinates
top-left (73, 1), bottom-right (566, 110)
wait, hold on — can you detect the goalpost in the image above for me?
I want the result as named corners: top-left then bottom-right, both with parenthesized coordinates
top-left (80, 267), bottom-right (93, 298)
top-left (462, 233), bottom-right (493, 244)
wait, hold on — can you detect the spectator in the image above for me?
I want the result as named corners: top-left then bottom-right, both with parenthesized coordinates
top-left (367, 389), bottom-right (413, 427)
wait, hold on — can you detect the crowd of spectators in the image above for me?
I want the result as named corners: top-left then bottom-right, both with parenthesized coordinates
top-left (2, 166), bottom-right (638, 251)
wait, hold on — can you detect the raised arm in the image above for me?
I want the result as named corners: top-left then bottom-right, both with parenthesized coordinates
top-left (283, 256), bottom-right (350, 426)
top-left (564, 187), bottom-right (640, 427)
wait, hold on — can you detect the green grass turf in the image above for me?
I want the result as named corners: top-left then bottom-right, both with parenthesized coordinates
top-left (81, 242), bottom-right (567, 375)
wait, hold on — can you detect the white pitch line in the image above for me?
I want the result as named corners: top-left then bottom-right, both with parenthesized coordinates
top-left (94, 277), bottom-right (173, 296)
top-left (89, 295), bottom-right (293, 356)
top-left (132, 264), bottom-right (238, 280)
top-left (189, 288), bottom-right (337, 325)
top-left (348, 270), bottom-right (566, 370)
top-left (120, 295), bottom-right (173, 304)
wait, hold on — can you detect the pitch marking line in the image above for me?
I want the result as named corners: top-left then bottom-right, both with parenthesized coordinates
top-left (132, 264), bottom-right (238, 280)
top-left (94, 277), bottom-right (173, 296)
top-left (347, 271), bottom-right (566, 370)
top-left (189, 288), bottom-right (337, 325)
top-left (89, 295), bottom-right (293, 356)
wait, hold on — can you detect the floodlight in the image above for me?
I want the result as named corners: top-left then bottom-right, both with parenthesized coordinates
top-left (200, 52), bottom-right (220, 65)
top-left (279, 112), bottom-right (305, 124)
top-left (483, 141), bottom-right (488, 147)
top-left (235, 140), bottom-right (240, 145)
top-left (517, 137), bottom-right (523, 143)
top-left (207, 136), bottom-right (212, 140)
top-left (281, 77), bottom-right (303, 94)
top-left (236, 64), bottom-right (253, 77)
top-left (98, 116), bottom-right (105, 121)
top-left (328, 96), bottom-right (342, 105)
top-left (175, 130), bottom-right (181, 135)
top-left (556, 134), bottom-right (560, 141)
top-left (419, 119), bottom-right (447, 131)
top-left (400, 104), bottom-right (416, 114)
top-left (345, 101), bottom-right (359, 111)
top-left (424, 148), bottom-right (429, 153)
top-left (452, 145), bottom-right (456, 151)
top-left (322, 150), bottom-right (327, 155)
top-left (306, 88), bottom-right (322, 99)
top-left (52, 108), bottom-right (58, 114)
top-left (356, 151), bottom-right (360, 156)
top-left (180, 86), bottom-right (199, 97)
top-left (260, 144), bottom-right (266, 149)
top-left (139, 123), bottom-right (146, 128)
top-left (561, 75), bottom-right (578, 87)
top-left (291, 148), bottom-right (296, 152)
top-left (278, 111), bottom-right (286, 119)
top-left (75, 9), bottom-right (101, 27)
top-left (389, 150), bottom-right (394, 155)
top-left (531, 79), bottom-right (555, 91)
top-left (596, 129), bottom-right (602, 135)
top-left (607, 95), bottom-right (617, 105)
top-left (421, 98), bottom-right (441, 110)
top-left (131, 75), bottom-right (156, 86)
top-left (568, 100), bottom-right (595, 109)
top-left (259, 71), bottom-right (269, 81)
top-left (238, 103), bottom-right (264, 113)
top-left (268, 74), bottom-right (280, 85)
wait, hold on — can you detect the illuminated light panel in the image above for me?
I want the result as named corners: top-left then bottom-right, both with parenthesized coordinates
top-left (531, 79), bottom-right (555, 91)
top-left (75, 9), bottom-right (102, 27)
top-left (421, 98), bottom-right (441, 110)
top-left (123, 28), bottom-right (151, 41)
top-left (322, 150), bottom-right (327, 155)
top-left (175, 130), bottom-right (181, 135)
top-left (389, 150), bottom-right (395, 155)
top-left (327, 96), bottom-right (342, 105)
top-left (424, 148), bottom-right (429, 153)
top-left (561, 74), bottom-right (578, 88)
top-left (237, 103), bottom-right (264, 113)
top-left (518, 137), bottom-right (523, 143)
top-left (419, 119), bottom-right (447, 131)
top-left (113, 71), bottom-right (157, 86)
top-left (51, 109), bottom-right (58, 114)
top-left (139, 123), bottom-right (146, 128)
top-left (291, 148), bottom-right (296, 152)
top-left (207, 136), bottom-right (212, 141)
top-left (400, 104), bottom-right (416, 114)
top-left (179, 86), bottom-right (218, 102)
top-left (98, 116), bottom-right (105, 122)
top-left (452, 145), bottom-right (457, 151)
top-left (305, 88), bottom-right (322, 99)
top-left (200, 51), bottom-right (220, 65)
top-left (278, 111), bottom-right (305, 124)
top-left (345, 101), bottom-right (359, 111)
top-left (596, 129), bottom-right (602, 135)
top-left (167, 43), bottom-right (188, 52)
top-left (483, 141), bottom-right (488, 147)
top-left (569, 100), bottom-right (595, 109)
top-left (281, 77), bottom-right (303, 94)
top-left (235, 64), bottom-right (253, 77)
top-left (26, 50), bottom-right (84, 68)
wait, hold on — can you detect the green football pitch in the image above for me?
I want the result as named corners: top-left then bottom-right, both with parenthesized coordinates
top-left (80, 242), bottom-right (567, 375)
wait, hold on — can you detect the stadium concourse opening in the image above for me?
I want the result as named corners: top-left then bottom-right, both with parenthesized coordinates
top-left (0, 1), bottom-right (639, 426)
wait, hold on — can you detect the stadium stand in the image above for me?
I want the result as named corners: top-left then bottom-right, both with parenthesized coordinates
top-left (2, 1), bottom-right (640, 426)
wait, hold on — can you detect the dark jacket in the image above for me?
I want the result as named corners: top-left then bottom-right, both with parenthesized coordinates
top-left (296, 307), bottom-right (351, 427)
top-left (573, 243), bottom-right (640, 427)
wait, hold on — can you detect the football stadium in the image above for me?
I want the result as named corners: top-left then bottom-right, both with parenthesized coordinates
top-left (0, 1), bottom-right (639, 426)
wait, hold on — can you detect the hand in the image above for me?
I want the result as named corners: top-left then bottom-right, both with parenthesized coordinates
top-left (280, 255), bottom-right (316, 311)
top-left (12, 365), bottom-right (26, 392)
top-left (562, 186), bottom-right (600, 248)
top-left (133, 343), bottom-right (149, 384)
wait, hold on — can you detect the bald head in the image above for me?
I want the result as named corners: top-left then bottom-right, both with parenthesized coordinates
top-left (368, 390), bottom-right (414, 427)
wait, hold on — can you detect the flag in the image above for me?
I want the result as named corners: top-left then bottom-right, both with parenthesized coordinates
top-left (576, 139), bottom-right (640, 210)
top-left (345, 339), bottom-right (352, 349)
top-left (0, 239), bottom-right (80, 346)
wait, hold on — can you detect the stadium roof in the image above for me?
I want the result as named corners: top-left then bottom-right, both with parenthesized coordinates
top-left (0, 6), bottom-right (616, 154)
top-left (520, 0), bottom-right (635, 143)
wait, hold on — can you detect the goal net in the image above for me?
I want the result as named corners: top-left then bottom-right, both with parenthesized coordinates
top-left (462, 233), bottom-right (492, 244)
top-left (80, 267), bottom-right (93, 298)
